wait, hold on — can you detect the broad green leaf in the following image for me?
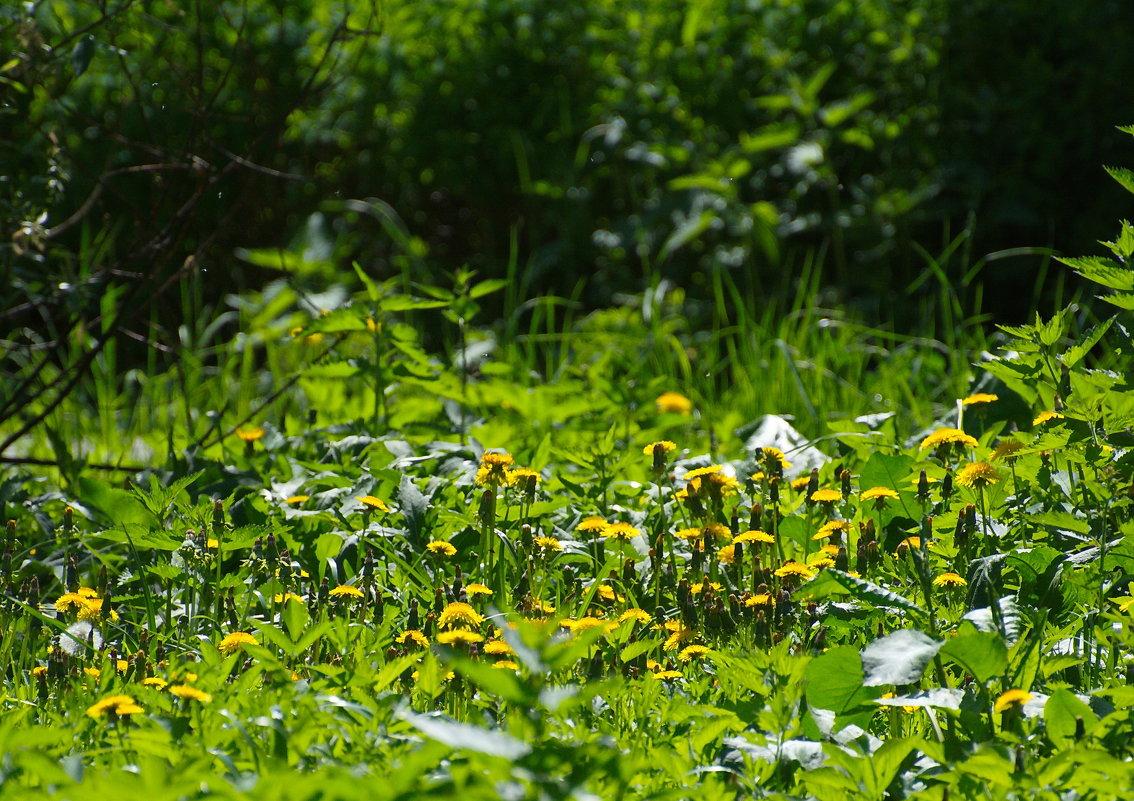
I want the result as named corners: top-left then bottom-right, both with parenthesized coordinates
top-left (875, 689), bottom-right (965, 709)
top-left (398, 709), bottom-right (531, 759)
top-left (939, 628), bottom-right (1007, 683)
top-left (469, 278), bottom-right (509, 299)
top-left (805, 646), bottom-right (879, 713)
top-left (79, 477), bottom-right (155, 527)
top-left (1106, 165), bottom-right (1134, 196)
top-left (397, 474), bottom-right (430, 539)
top-left (866, 737), bottom-right (919, 798)
top-left (1045, 689), bottom-right (1097, 749)
top-left (860, 629), bottom-right (943, 686)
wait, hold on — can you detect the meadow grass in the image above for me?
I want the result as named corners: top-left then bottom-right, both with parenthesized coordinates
top-left (2, 244), bottom-right (1133, 799)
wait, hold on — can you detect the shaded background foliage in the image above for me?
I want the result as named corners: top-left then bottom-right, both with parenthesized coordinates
top-left (2, 0), bottom-right (1134, 374)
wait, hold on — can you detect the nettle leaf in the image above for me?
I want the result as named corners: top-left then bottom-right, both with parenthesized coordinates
top-left (805, 646), bottom-right (880, 713)
top-left (397, 708), bottom-right (531, 759)
top-left (1059, 255), bottom-right (1134, 292)
top-left (860, 629), bottom-right (943, 686)
top-left (962, 596), bottom-right (1024, 645)
top-left (1061, 317), bottom-right (1116, 369)
top-left (814, 569), bottom-right (925, 615)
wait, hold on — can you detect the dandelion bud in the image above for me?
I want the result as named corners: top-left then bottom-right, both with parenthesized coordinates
top-left (806, 469), bottom-right (819, 504)
top-left (840, 469), bottom-right (852, 499)
top-left (768, 476), bottom-right (780, 506)
top-left (836, 545), bottom-right (849, 571)
top-left (408, 597), bottom-right (419, 630)
top-left (941, 470), bottom-right (954, 503)
top-left (749, 503), bottom-right (762, 531)
top-left (917, 470), bottom-right (930, 501)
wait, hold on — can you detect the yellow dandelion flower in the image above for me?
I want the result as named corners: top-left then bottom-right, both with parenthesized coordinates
top-left (533, 536), bottom-right (564, 552)
top-left (678, 644), bottom-right (711, 662)
top-left (492, 660), bottom-right (520, 671)
top-left (596, 585), bottom-right (626, 603)
top-left (663, 626), bottom-right (697, 651)
top-left (484, 640), bottom-right (514, 656)
top-left (86, 694), bottom-right (144, 719)
top-left (674, 527), bottom-right (704, 541)
top-left (774, 561), bottom-right (817, 580)
top-left (618, 608), bottom-right (652, 625)
top-left (464, 583), bottom-right (493, 597)
top-left (759, 447), bottom-right (790, 468)
top-left (603, 522), bottom-right (639, 541)
top-left (84, 667), bottom-right (101, 680)
top-left (357, 495), bottom-right (391, 512)
top-left (810, 489), bottom-right (842, 504)
top-left (475, 451), bottom-right (515, 487)
top-left (284, 495), bottom-right (309, 504)
top-left (76, 587), bottom-right (99, 598)
top-left (273, 592), bottom-right (304, 604)
top-left (169, 685), bottom-right (212, 703)
top-left (655, 392), bottom-right (693, 415)
top-left (813, 520), bottom-right (851, 541)
top-left (576, 516), bottom-right (609, 535)
top-left (438, 602), bottom-right (483, 630)
top-left (31, 666), bottom-right (48, 678)
top-left (808, 555), bottom-right (836, 569)
top-left (896, 536), bottom-right (922, 554)
top-left (861, 486), bottom-right (899, 503)
top-left (642, 440), bottom-right (678, 457)
top-left (141, 677), bottom-right (168, 690)
top-left (745, 593), bottom-right (776, 608)
top-left (701, 523), bottom-right (731, 542)
top-left (790, 476), bottom-right (811, 491)
top-left (1033, 410), bottom-right (1064, 426)
top-left (436, 629), bottom-right (485, 646)
top-left (329, 584), bottom-right (364, 600)
top-left (653, 670), bottom-right (684, 681)
top-left (684, 465), bottom-right (724, 481)
top-left (426, 541), bottom-right (457, 557)
top-left (962, 393), bottom-right (999, 406)
top-left (395, 630), bottom-right (430, 648)
top-left (990, 440), bottom-right (1024, 462)
top-left (733, 529), bottom-right (775, 545)
top-left (717, 544), bottom-right (737, 564)
top-left (956, 461), bottom-right (1000, 489)
top-left (564, 616), bottom-right (617, 635)
top-left (689, 581), bottom-right (723, 595)
top-left (54, 592), bottom-right (89, 614)
top-left (506, 467), bottom-right (541, 489)
top-left (993, 688), bottom-right (1032, 714)
top-left (919, 428), bottom-right (978, 451)
top-left (236, 426), bottom-right (265, 443)
top-left (933, 572), bottom-right (967, 588)
top-left (218, 631), bottom-right (258, 656)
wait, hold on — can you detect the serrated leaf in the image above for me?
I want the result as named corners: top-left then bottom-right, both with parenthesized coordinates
top-left (1101, 292), bottom-right (1134, 311)
top-left (809, 569), bottom-right (925, 615)
top-left (1059, 255), bottom-right (1134, 292)
top-left (398, 709), bottom-right (531, 759)
top-left (1106, 165), bottom-right (1134, 196)
top-left (962, 596), bottom-right (1023, 644)
top-left (860, 629), bottom-right (943, 686)
top-left (1061, 317), bottom-right (1116, 369)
